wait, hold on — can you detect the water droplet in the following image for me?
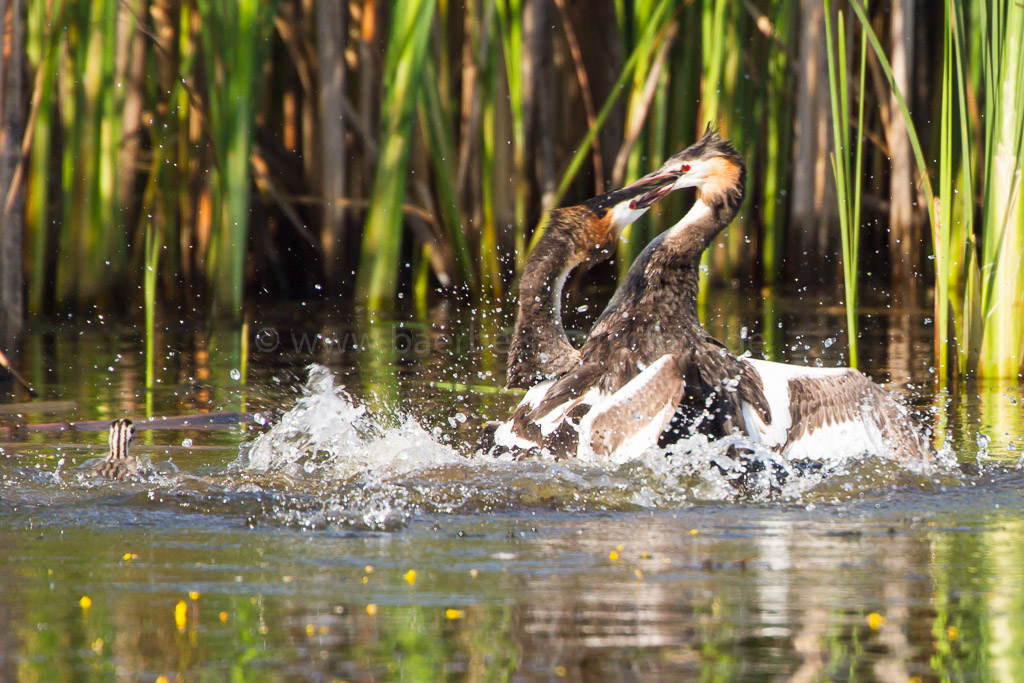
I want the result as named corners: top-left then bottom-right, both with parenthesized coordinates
top-left (230, 369), bottom-right (241, 381)
top-left (824, 337), bottom-right (836, 348)
top-left (181, 438), bottom-right (193, 448)
top-left (976, 432), bottom-right (991, 460)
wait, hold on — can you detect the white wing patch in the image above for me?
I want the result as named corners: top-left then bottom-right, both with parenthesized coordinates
top-left (578, 355), bottom-right (684, 462)
top-left (741, 359), bottom-right (890, 461)
top-left (781, 416), bottom-right (888, 463)
top-left (739, 359), bottom-right (846, 448)
top-left (491, 380), bottom-right (555, 450)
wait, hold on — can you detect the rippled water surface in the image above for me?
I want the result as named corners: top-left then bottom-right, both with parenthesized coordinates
top-left (2, 291), bottom-right (1023, 681)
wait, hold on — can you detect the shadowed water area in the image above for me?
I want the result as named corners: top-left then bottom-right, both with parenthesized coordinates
top-left (1, 289), bottom-right (1023, 681)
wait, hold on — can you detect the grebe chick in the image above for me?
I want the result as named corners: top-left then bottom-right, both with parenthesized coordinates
top-left (91, 418), bottom-right (137, 481)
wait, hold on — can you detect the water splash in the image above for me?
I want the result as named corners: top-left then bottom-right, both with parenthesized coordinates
top-left (1, 364), bottom-right (967, 533)
top-left (222, 366), bottom-right (962, 517)
top-left (235, 365), bottom-right (462, 479)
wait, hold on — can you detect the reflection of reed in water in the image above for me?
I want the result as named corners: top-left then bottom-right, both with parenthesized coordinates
top-left (500, 516), bottom-right (953, 679)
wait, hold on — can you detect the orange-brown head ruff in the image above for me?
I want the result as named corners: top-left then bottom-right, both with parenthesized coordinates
top-left (569, 172), bottom-right (682, 261)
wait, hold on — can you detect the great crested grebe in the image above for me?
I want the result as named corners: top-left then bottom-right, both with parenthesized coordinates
top-left (90, 418), bottom-right (137, 480)
top-left (506, 170), bottom-right (682, 389)
top-left (490, 129), bottom-right (933, 464)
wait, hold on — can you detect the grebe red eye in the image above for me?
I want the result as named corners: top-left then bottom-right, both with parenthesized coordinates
top-left (680, 164), bottom-right (691, 173)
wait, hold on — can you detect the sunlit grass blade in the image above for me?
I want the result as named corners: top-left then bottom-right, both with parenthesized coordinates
top-left (978, 1), bottom-right (1024, 377)
top-left (144, 219), bottom-right (159, 396)
top-left (493, 0), bottom-right (527, 270)
top-left (418, 59), bottom-right (476, 293)
top-left (529, 0), bottom-right (674, 251)
top-left (24, 0), bottom-right (66, 314)
top-left (824, 0), bottom-right (868, 368)
top-left (197, 0), bottom-right (279, 318)
top-left (479, 0), bottom-right (501, 299)
top-left (357, 0), bottom-right (438, 310)
top-left (767, 2), bottom-right (795, 288)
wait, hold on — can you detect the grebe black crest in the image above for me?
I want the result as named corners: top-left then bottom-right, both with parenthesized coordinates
top-left (488, 129), bottom-right (934, 465)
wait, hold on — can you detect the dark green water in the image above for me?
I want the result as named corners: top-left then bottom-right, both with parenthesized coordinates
top-left (1, 290), bottom-right (1023, 681)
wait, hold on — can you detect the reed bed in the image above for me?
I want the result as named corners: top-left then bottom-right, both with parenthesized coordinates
top-left (5, 0), bottom-right (1023, 380)
top-left (843, 0), bottom-right (1024, 379)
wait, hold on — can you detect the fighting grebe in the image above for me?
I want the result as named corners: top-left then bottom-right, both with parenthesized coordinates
top-left (90, 418), bottom-right (137, 480)
top-left (492, 129), bottom-right (933, 464)
top-left (506, 171), bottom-right (681, 389)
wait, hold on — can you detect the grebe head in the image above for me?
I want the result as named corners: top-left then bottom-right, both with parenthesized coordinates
top-left (570, 170), bottom-right (680, 260)
top-left (630, 127), bottom-right (745, 209)
top-left (108, 418), bottom-right (135, 460)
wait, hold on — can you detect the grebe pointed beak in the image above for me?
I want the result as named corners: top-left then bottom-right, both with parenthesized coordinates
top-left (621, 170), bottom-right (680, 192)
top-left (626, 170), bottom-right (682, 210)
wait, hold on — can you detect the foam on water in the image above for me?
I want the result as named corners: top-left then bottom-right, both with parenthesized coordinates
top-left (236, 365), bottom-right (463, 479)
top-left (227, 365), bottom-right (960, 514)
top-left (2, 365), bottom-right (967, 533)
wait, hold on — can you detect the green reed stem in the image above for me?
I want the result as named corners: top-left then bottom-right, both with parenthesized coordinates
top-left (358, 0), bottom-right (438, 310)
top-left (977, 0), bottom-right (1024, 377)
top-left (197, 0), bottom-right (278, 318)
top-left (493, 0), bottom-right (527, 270)
top-left (144, 220), bottom-right (159, 391)
top-left (824, 0), bottom-right (867, 368)
top-left (529, 0), bottom-right (674, 251)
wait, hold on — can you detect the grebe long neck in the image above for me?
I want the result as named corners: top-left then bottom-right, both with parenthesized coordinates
top-left (587, 178), bottom-right (745, 351)
top-left (506, 214), bottom-right (582, 389)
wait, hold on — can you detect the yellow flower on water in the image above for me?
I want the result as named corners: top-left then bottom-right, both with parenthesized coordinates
top-left (689, 529), bottom-right (699, 536)
top-left (445, 608), bottom-right (464, 620)
top-left (156, 677), bottom-right (169, 683)
top-left (640, 552), bottom-right (651, 559)
top-left (609, 551), bottom-right (619, 562)
top-left (305, 624), bottom-right (315, 637)
top-left (189, 591), bottom-right (200, 601)
top-left (403, 570), bottom-right (417, 585)
top-left (79, 596), bottom-right (92, 610)
top-left (366, 603), bottom-right (378, 616)
top-left (122, 552), bottom-right (138, 561)
top-left (947, 625), bottom-right (959, 641)
top-left (616, 544), bottom-right (624, 552)
top-left (364, 565), bottom-right (374, 574)
top-left (866, 612), bottom-right (885, 630)
top-left (634, 569), bottom-right (643, 581)
top-left (554, 665), bottom-right (567, 677)
top-left (469, 569), bottom-right (479, 579)
top-left (362, 575), bottom-right (369, 584)
top-left (219, 611), bottom-right (228, 623)
top-left (175, 600), bottom-right (188, 632)
top-left (91, 638), bottom-right (104, 654)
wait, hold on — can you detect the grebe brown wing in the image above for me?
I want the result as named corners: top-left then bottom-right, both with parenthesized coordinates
top-left (739, 359), bottom-right (933, 462)
top-left (496, 358), bottom-right (681, 459)
top-left (579, 355), bottom-right (686, 458)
